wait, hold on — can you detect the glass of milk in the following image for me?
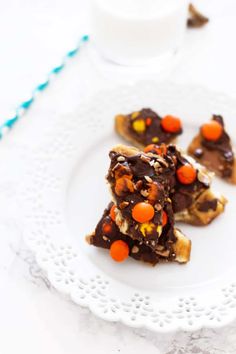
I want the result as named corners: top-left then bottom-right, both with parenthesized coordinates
top-left (90, 0), bottom-right (188, 67)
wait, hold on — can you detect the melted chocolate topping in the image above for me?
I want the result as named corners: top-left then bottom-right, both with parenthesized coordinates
top-left (127, 155), bottom-right (155, 178)
top-left (197, 199), bottom-right (218, 212)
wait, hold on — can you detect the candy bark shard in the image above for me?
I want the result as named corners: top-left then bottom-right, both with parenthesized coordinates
top-left (115, 108), bottom-right (182, 148)
top-left (86, 203), bottom-right (191, 265)
top-left (188, 115), bottom-right (236, 185)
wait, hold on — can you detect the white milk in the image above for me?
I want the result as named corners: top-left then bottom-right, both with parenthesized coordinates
top-left (91, 0), bottom-right (188, 65)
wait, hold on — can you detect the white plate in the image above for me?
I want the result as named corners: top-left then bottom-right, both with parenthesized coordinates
top-left (21, 81), bottom-right (236, 332)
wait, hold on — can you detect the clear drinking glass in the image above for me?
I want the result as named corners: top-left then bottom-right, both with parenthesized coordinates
top-left (90, 0), bottom-right (188, 68)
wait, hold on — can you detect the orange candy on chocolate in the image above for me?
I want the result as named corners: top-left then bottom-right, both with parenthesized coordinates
top-left (161, 115), bottom-right (182, 133)
top-left (176, 164), bottom-right (197, 185)
top-left (144, 144), bottom-right (157, 153)
top-left (109, 204), bottom-right (116, 222)
top-left (144, 143), bottom-right (167, 155)
top-left (110, 240), bottom-right (129, 262)
top-left (201, 121), bottom-right (223, 141)
top-left (115, 175), bottom-right (134, 196)
top-left (162, 210), bottom-right (168, 227)
top-left (132, 202), bottom-right (155, 223)
top-left (146, 117), bottom-right (152, 126)
top-left (102, 222), bottom-right (112, 234)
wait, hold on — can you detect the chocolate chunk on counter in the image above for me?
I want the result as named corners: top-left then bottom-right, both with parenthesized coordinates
top-left (187, 3), bottom-right (209, 28)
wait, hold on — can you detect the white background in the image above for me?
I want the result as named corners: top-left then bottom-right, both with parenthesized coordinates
top-left (1, 0), bottom-right (236, 353)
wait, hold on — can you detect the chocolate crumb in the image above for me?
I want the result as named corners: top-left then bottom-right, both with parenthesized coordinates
top-left (187, 3), bottom-right (209, 28)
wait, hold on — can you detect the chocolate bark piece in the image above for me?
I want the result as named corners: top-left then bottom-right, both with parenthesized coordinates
top-left (115, 108), bottom-right (182, 149)
top-left (107, 145), bottom-right (176, 250)
top-left (146, 144), bottom-right (227, 225)
top-left (187, 3), bottom-right (209, 28)
top-left (188, 115), bottom-right (236, 184)
top-left (86, 203), bottom-right (191, 265)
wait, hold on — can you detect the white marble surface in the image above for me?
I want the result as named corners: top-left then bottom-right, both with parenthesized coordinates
top-left (1, 0), bottom-right (236, 353)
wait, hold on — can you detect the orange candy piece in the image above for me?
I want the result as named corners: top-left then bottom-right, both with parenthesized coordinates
top-left (115, 175), bottom-right (134, 196)
top-left (102, 222), bottom-right (112, 234)
top-left (109, 204), bottom-right (116, 222)
top-left (132, 202), bottom-right (155, 223)
top-left (162, 210), bottom-right (168, 227)
top-left (144, 144), bottom-right (157, 153)
top-left (201, 121), bottom-right (223, 141)
top-left (176, 164), bottom-right (197, 185)
top-left (146, 117), bottom-right (152, 126)
top-left (161, 115), bottom-right (182, 133)
top-left (110, 240), bottom-right (129, 262)
top-left (147, 182), bottom-right (159, 205)
top-left (144, 144), bottom-right (167, 155)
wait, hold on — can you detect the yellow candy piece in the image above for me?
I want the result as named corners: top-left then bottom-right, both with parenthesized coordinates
top-left (139, 222), bottom-right (163, 237)
top-left (132, 119), bottom-right (146, 133)
top-left (156, 225), bottom-right (163, 237)
top-left (131, 111), bottom-right (140, 119)
top-left (140, 222), bottom-right (155, 237)
top-left (152, 136), bottom-right (159, 143)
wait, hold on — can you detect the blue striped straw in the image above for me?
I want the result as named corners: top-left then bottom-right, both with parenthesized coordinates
top-left (0, 34), bottom-right (89, 138)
